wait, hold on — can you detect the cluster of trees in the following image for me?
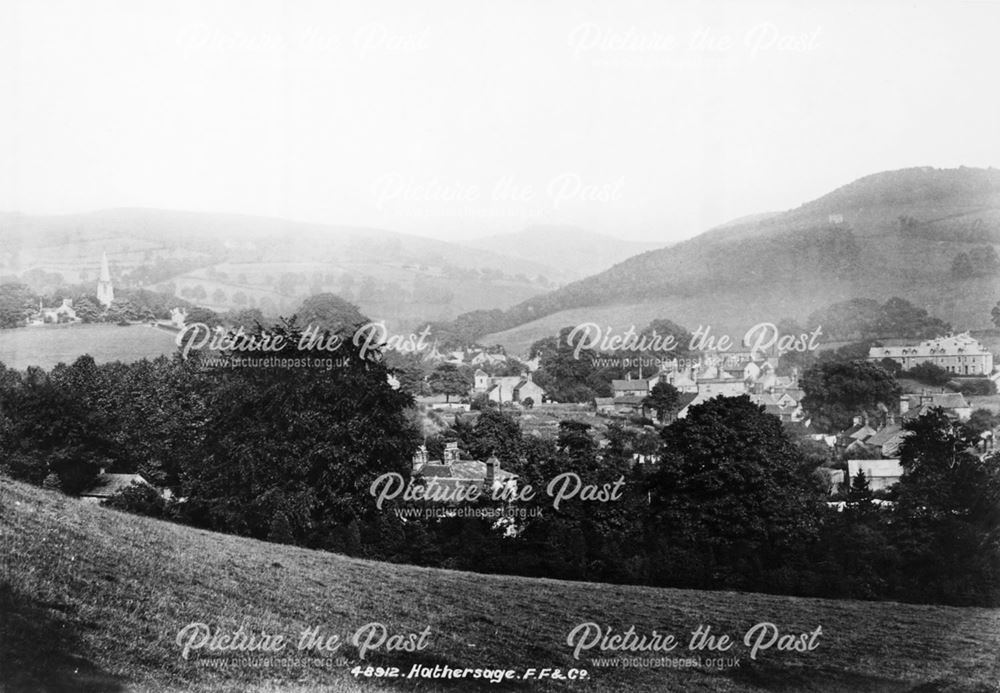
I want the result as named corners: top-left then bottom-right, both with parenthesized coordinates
top-left (2, 311), bottom-right (996, 605)
top-left (0, 283), bottom-right (38, 328)
top-left (805, 297), bottom-right (952, 342)
top-left (799, 360), bottom-right (901, 432)
top-left (0, 283), bottom-right (196, 328)
top-left (950, 246), bottom-right (1000, 278)
top-left (0, 317), bottom-right (418, 545)
top-left (526, 319), bottom-right (693, 403)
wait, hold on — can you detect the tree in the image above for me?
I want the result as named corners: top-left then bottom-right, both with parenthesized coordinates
top-left (971, 246), bottom-right (1000, 276)
top-left (649, 395), bottom-right (822, 587)
top-left (875, 297), bottom-right (951, 340)
top-left (531, 327), bottom-right (611, 403)
top-left (0, 356), bottom-right (115, 494)
top-left (800, 360), bottom-right (901, 432)
top-left (642, 382), bottom-right (680, 423)
top-left (0, 283), bottom-right (37, 328)
top-left (427, 363), bottom-right (471, 402)
top-left (905, 361), bottom-right (951, 387)
top-left (951, 252), bottom-right (975, 278)
top-left (992, 301), bottom-right (1000, 330)
top-left (893, 408), bottom-right (1000, 604)
top-left (185, 306), bottom-right (222, 328)
top-left (896, 408), bottom-right (980, 514)
top-left (174, 318), bottom-right (419, 546)
top-left (846, 468), bottom-right (873, 505)
top-left (463, 408), bottom-right (523, 462)
top-left (963, 408), bottom-right (1000, 439)
top-left (73, 296), bottom-right (102, 323)
top-left (295, 293), bottom-right (366, 333)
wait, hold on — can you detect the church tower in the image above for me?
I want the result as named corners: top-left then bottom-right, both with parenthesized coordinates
top-left (96, 252), bottom-right (114, 308)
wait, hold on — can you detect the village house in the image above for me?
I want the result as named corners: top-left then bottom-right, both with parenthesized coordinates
top-left (411, 442), bottom-right (517, 497)
top-left (869, 332), bottom-right (994, 376)
top-left (473, 369), bottom-right (546, 405)
top-left (659, 368), bottom-right (698, 393)
top-left (859, 423), bottom-right (908, 458)
top-left (694, 375), bottom-right (747, 398)
top-left (595, 392), bottom-right (697, 419)
top-left (32, 298), bottom-right (79, 324)
top-left (81, 469), bottom-right (163, 504)
top-left (847, 459), bottom-right (905, 491)
top-left (469, 349), bottom-right (508, 368)
top-left (610, 374), bottom-right (658, 399)
top-left (750, 391), bottom-right (806, 424)
top-left (900, 391), bottom-right (972, 422)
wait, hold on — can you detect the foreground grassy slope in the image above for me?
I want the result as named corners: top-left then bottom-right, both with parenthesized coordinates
top-left (2, 477), bottom-right (999, 693)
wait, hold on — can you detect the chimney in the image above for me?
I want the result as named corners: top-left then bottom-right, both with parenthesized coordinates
top-left (411, 445), bottom-right (428, 471)
top-left (899, 395), bottom-right (909, 415)
top-left (485, 454), bottom-right (498, 488)
top-left (443, 441), bottom-right (459, 465)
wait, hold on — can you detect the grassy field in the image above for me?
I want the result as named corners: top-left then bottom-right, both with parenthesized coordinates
top-left (2, 478), bottom-right (999, 692)
top-left (0, 324), bottom-right (178, 371)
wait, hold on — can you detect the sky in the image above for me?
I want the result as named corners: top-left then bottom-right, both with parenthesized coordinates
top-left (1, 0), bottom-right (998, 243)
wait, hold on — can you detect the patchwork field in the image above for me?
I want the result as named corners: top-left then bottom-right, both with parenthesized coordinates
top-left (2, 477), bottom-right (998, 692)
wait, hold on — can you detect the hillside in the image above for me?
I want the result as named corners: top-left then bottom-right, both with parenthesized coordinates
top-left (465, 227), bottom-right (664, 282)
top-left (2, 477), bottom-right (999, 692)
top-left (0, 209), bottom-right (561, 331)
top-left (482, 167), bottom-right (1000, 352)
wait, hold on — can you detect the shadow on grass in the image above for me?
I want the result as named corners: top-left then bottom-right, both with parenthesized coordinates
top-left (724, 659), bottom-right (981, 693)
top-left (0, 582), bottom-right (125, 693)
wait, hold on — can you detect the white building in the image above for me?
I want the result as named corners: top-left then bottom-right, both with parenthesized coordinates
top-left (869, 333), bottom-right (993, 376)
top-left (847, 459), bottom-right (905, 492)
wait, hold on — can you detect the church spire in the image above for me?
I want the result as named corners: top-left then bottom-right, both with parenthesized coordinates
top-left (97, 252), bottom-right (114, 308)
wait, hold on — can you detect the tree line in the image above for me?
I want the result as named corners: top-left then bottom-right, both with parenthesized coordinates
top-left (0, 315), bottom-right (996, 606)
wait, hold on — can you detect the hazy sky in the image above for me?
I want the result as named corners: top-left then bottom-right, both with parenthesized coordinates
top-left (1, 0), bottom-right (998, 243)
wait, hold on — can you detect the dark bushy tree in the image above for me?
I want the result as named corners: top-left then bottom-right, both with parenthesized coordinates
top-left (800, 360), bottom-right (901, 432)
top-left (648, 395), bottom-right (823, 589)
top-left (173, 319), bottom-right (419, 547)
top-left (642, 381), bottom-right (679, 423)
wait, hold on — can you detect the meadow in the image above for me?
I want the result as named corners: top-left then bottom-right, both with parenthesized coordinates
top-left (0, 324), bottom-right (178, 371)
top-left (2, 477), bottom-right (998, 692)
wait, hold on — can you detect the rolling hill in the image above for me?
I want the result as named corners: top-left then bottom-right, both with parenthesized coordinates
top-left (0, 209), bottom-right (565, 331)
top-left (2, 477), bottom-right (999, 692)
top-left (482, 167), bottom-right (1000, 353)
top-left (465, 226), bottom-right (664, 282)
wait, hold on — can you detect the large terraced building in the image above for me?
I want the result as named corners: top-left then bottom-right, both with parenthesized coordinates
top-left (869, 333), bottom-right (994, 376)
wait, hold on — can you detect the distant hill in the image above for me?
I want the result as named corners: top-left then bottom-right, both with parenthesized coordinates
top-left (3, 477), bottom-right (998, 692)
top-left (465, 226), bottom-right (664, 281)
top-left (482, 167), bottom-right (1000, 353)
top-left (0, 209), bottom-right (565, 330)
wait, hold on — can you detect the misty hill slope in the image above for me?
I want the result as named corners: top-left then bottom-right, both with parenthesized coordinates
top-left (465, 226), bottom-right (664, 281)
top-left (0, 209), bottom-right (555, 276)
top-left (484, 167), bottom-right (1000, 351)
top-left (2, 477), bottom-right (1000, 692)
top-left (0, 209), bottom-right (562, 329)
